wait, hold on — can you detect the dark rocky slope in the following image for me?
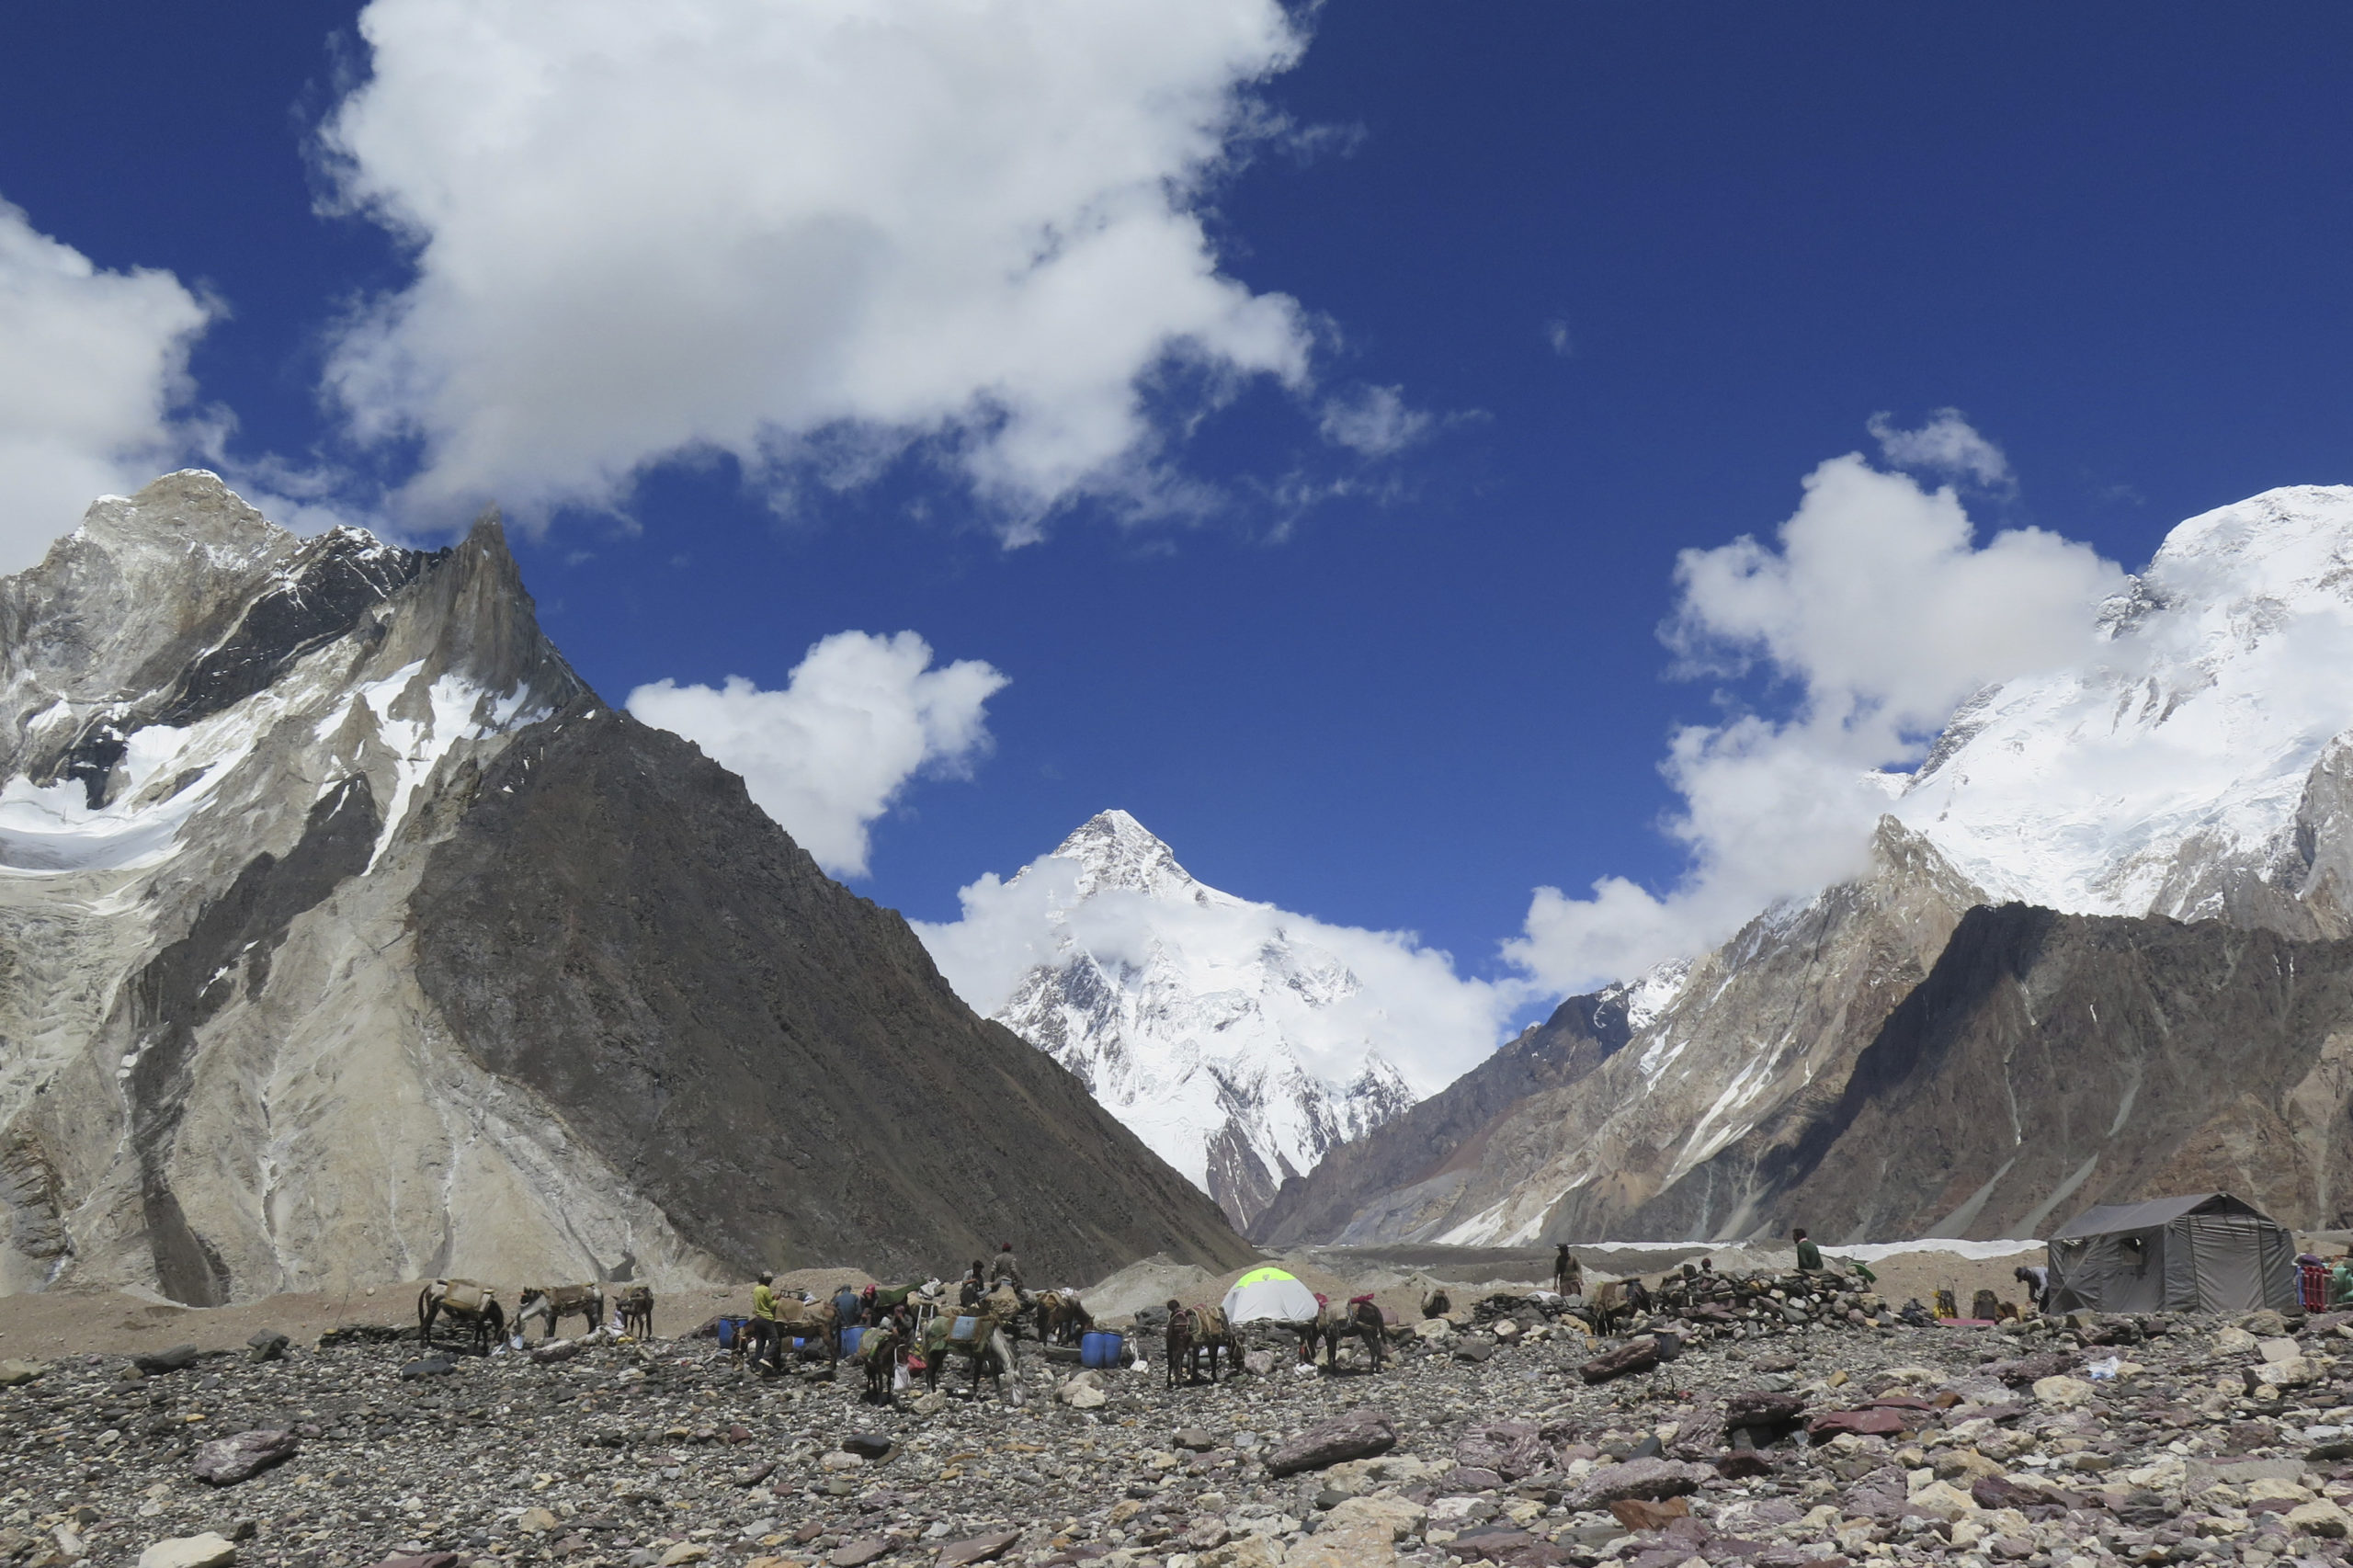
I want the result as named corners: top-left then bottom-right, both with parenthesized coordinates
top-left (1249, 990), bottom-right (1630, 1246)
top-left (412, 705), bottom-right (1256, 1287)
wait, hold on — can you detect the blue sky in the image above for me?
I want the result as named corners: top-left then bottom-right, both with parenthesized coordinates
top-left (5, 4), bottom-right (2351, 1058)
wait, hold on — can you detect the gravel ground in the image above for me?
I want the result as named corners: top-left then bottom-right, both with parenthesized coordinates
top-left (6, 1264), bottom-right (2353, 1568)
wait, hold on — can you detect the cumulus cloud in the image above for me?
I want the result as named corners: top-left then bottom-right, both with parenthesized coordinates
top-left (1506, 425), bottom-right (2126, 994)
top-left (317, 0), bottom-right (1315, 535)
top-left (0, 198), bottom-right (216, 569)
top-left (915, 828), bottom-right (1528, 1094)
top-left (1869, 407), bottom-right (2013, 490)
top-left (626, 631), bottom-right (1007, 878)
top-left (1317, 384), bottom-right (1430, 458)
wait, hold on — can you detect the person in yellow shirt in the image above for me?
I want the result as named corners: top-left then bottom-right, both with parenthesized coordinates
top-left (748, 1270), bottom-right (781, 1368)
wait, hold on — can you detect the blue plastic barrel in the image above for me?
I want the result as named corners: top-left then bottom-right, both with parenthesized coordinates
top-left (1081, 1331), bottom-right (1124, 1369)
top-left (840, 1324), bottom-right (866, 1357)
top-left (716, 1314), bottom-right (749, 1348)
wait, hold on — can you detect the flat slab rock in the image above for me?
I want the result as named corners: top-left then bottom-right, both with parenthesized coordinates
top-left (830, 1540), bottom-right (891, 1567)
top-left (192, 1427), bottom-right (298, 1485)
top-left (1266, 1406), bottom-right (1399, 1476)
top-left (1563, 1456), bottom-right (1716, 1513)
top-left (934, 1530), bottom-right (1020, 1565)
top-left (138, 1536), bottom-right (237, 1568)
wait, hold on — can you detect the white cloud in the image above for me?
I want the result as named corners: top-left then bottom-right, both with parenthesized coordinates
top-left (318, 0), bottom-right (1315, 536)
top-left (1868, 407), bottom-right (2013, 490)
top-left (0, 198), bottom-right (216, 570)
top-left (1506, 426), bottom-right (2126, 994)
top-left (914, 836), bottom-right (1529, 1095)
top-left (1317, 384), bottom-right (1430, 458)
top-left (626, 631), bottom-right (1007, 878)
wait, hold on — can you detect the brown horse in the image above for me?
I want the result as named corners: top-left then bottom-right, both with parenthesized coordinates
top-left (1165, 1301), bottom-right (1233, 1388)
top-left (743, 1296), bottom-right (840, 1369)
top-left (1035, 1290), bottom-right (1093, 1346)
top-left (1586, 1278), bottom-right (1652, 1335)
top-left (417, 1278), bottom-right (506, 1355)
top-left (1301, 1298), bottom-right (1386, 1372)
top-left (614, 1285), bottom-right (654, 1338)
top-left (515, 1283), bottom-right (605, 1343)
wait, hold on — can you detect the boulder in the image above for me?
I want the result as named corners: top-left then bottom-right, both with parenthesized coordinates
top-left (2288, 1500), bottom-right (2351, 1539)
top-left (935, 1531), bottom-right (1022, 1566)
top-left (829, 1540), bottom-right (890, 1567)
top-left (192, 1429), bottom-right (298, 1486)
top-left (1060, 1382), bottom-right (1107, 1409)
top-left (1562, 1457), bottom-right (1715, 1512)
top-left (134, 1345), bottom-right (201, 1376)
top-left (1266, 1406), bottom-right (1400, 1476)
top-left (2032, 1375), bottom-right (2095, 1408)
top-left (1579, 1337), bottom-right (1661, 1384)
top-left (841, 1433), bottom-right (894, 1460)
top-left (1174, 1427), bottom-right (1219, 1451)
top-left (0, 1360), bottom-right (45, 1387)
top-left (244, 1331), bottom-right (289, 1364)
top-left (399, 1355), bottom-right (455, 1380)
top-left (1608, 1496), bottom-right (1690, 1531)
top-left (138, 1535), bottom-right (237, 1568)
top-left (517, 1508), bottom-right (559, 1534)
top-left (1324, 1494), bottom-right (1427, 1541)
top-left (1242, 1349), bottom-right (1277, 1376)
top-left (1807, 1407), bottom-right (1910, 1439)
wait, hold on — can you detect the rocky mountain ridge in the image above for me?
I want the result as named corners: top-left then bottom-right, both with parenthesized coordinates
top-left (0, 472), bottom-right (1249, 1301)
top-left (1261, 484), bottom-right (2353, 1245)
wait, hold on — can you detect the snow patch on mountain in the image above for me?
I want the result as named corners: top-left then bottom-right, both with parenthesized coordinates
top-left (915, 809), bottom-right (1522, 1231)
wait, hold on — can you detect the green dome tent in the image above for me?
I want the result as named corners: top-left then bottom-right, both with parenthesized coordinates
top-left (1221, 1267), bottom-right (1321, 1324)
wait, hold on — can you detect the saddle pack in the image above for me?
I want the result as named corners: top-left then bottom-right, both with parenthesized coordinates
top-left (439, 1279), bottom-right (492, 1313)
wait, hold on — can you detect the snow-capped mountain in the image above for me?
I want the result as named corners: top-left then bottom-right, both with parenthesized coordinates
top-left (0, 472), bottom-right (1246, 1301)
top-left (981, 810), bottom-right (1420, 1232)
top-left (1263, 484), bottom-right (2353, 1245)
top-left (1893, 485), bottom-right (2353, 931)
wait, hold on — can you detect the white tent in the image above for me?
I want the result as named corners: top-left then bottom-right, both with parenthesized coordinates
top-left (1221, 1267), bottom-right (1321, 1324)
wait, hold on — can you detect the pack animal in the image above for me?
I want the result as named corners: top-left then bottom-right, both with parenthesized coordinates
top-left (920, 1310), bottom-right (1013, 1401)
top-left (858, 1324), bottom-right (904, 1404)
top-left (1586, 1278), bottom-right (1652, 1335)
top-left (515, 1283), bottom-right (605, 1343)
top-left (1165, 1301), bottom-right (1234, 1388)
top-left (614, 1285), bottom-right (654, 1338)
top-left (740, 1295), bottom-right (839, 1369)
top-left (1035, 1290), bottom-right (1093, 1346)
top-left (1300, 1297), bottom-right (1386, 1372)
top-left (417, 1278), bottom-right (506, 1354)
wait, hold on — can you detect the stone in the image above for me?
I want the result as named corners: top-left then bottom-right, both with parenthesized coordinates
top-left (2031, 1375), bottom-right (2095, 1407)
top-left (1412, 1317), bottom-right (1453, 1341)
top-left (658, 1547), bottom-right (709, 1565)
top-left (192, 1428), bottom-right (298, 1486)
top-left (829, 1540), bottom-right (890, 1567)
top-left (1197, 1540), bottom-right (1285, 1568)
top-left (1580, 1337), bottom-right (1662, 1384)
top-left (2257, 1336), bottom-right (2302, 1364)
top-left (1563, 1457), bottom-right (1716, 1513)
top-left (2216, 1325), bottom-right (2259, 1353)
top-left (819, 1450), bottom-right (865, 1471)
top-left (1242, 1350), bottom-right (1277, 1376)
top-left (517, 1507), bottom-right (560, 1534)
top-left (244, 1331), bottom-right (289, 1364)
top-left (1266, 1406), bottom-right (1399, 1476)
top-left (1324, 1494), bottom-right (1427, 1541)
top-left (1608, 1496), bottom-right (1691, 1531)
top-left (1285, 1528), bottom-right (1397, 1568)
top-left (935, 1530), bottom-right (1021, 1565)
top-left (840, 1433), bottom-right (894, 1460)
top-left (0, 1359), bottom-right (45, 1386)
top-left (134, 1345), bottom-right (201, 1376)
top-left (398, 1355), bottom-right (455, 1380)
top-left (1807, 1407), bottom-right (1910, 1438)
top-left (138, 1535), bottom-right (237, 1568)
top-left (1453, 1338), bottom-right (1497, 1364)
top-left (1061, 1381), bottom-right (1107, 1409)
top-left (1905, 1480), bottom-right (1979, 1520)
top-left (369, 1556), bottom-right (460, 1568)
top-left (2287, 1500), bottom-right (2350, 1539)
top-left (1175, 1427), bottom-right (1219, 1451)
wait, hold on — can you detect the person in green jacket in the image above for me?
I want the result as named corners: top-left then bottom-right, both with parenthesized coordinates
top-left (1793, 1227), bottom-right (1823, 1272)
top-left (748, 1270), bottom-right (782, 1367)
top-left (2332, 1256), bottom-right (2353, 1308)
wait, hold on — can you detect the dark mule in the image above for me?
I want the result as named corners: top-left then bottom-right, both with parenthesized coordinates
top-left (858, 1324), bottom-right (904, 1404)
top-left (614, 1285), bottom-right (654, 1338)
top-left (1035, 1290), bottom-right (1093, 1346)
top-left (1301, 1297), bottom-right (1386, 1372)
top-left (1586, 1278), bottom-right (1652, 1335)
top-left (1165, 1301), bottom-right (1233, 1387)
top-left (417, 1278), bottom-right (506, 1355)
top-left (920, 1310), bottom-right (1011, 1400)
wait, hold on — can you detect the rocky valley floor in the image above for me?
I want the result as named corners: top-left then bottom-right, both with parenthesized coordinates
top-left (4, 1276), bottom-right (2353, 1568)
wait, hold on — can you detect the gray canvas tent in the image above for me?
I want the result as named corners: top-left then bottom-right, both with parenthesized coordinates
top-left (2046, 1192), bottom-right (2296, 1314)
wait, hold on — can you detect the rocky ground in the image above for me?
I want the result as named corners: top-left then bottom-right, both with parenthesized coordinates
top-left (5, 1269), bottom-right (2352, 1568)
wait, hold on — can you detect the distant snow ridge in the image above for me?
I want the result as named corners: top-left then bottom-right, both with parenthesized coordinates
top-left (1893, 484), bottom-right (2353, 931)
top-left (986, 811), bottom-right (1419, 1233)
